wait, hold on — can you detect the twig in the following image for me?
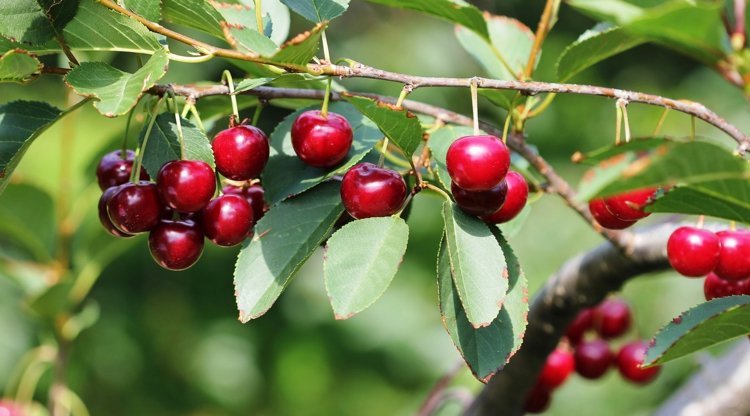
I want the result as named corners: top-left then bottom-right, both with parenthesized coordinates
top-left (522, 0), bottom-right (557, 80)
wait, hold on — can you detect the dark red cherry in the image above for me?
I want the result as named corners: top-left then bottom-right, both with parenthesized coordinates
top-left (106, 182), bottom-right (162, 234)
top-left (704, 272), bottom-right (750, 300)
top-left (589, 199), bottom-right (636, 230)
top-left (574, 339), bottom-right (613, 379)
top-left (616, 341), bottom-right (661, 384)
top-left (481, 171), bottom-right (528, 224)
top-left (714, 230), bottom-right (750, 281)
top-left (212, 125), bottom-right (270, 180)
top-left (445, 135), bottom-right (510, 191)
top-left (340, 162), bottom-right (407, 219)
top-left (222, 184), bottom-right (267, 221)
top-left (156, 160), bottom-right (216, 212)
top-left (201, 194), bottom-right (254, 247)
top-left (603, 188), bottom-right (656, 221)
top-left (96, 149), bottom-right (149, 190)
top-left (523, 383), bottom-right (551, 414)
top-left (291, 110), bottom-right (353, 168)
top-left (451, 180), bottom-right (507, 217)
top-left (148, 219), bottom-right (204, 270)
top-left (667, 226), bottom-right (720, 277)
top-left (538, 348), bottom-right (575, 390)
top-left (98, 187), bottom-right (134, 238)
top-left (593, 298), bottom-right (631, 339)
top-left (565, 308), bottom-right (594, 345)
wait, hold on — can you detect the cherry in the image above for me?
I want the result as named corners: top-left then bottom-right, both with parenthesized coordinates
top-left (593, 298), bottom-right (631, 339)
top-left (574, 339), bottom-right (613, 379)
top-left (451, 180), bottom-right (507, 217)
top-left (481, 171), bottom-right (528, 224)
top-left (106, 182), bottom-right (162, 234)
top-left (148, 219), bottom-right (204, 270)
top-left (538, 348), bottom-right (575, 389)
top-left (714, 230), bottom-right (750, 281)
top-left (589, 199), bottom-right (636, 230)
top-left (212, 125), bottom-right (270, 180)
top-left (0, 400), bottom-right (23, 416)
top-left (291, 110), bottom-right (353, 168)
top-left (445, 135), bottom-right (510, 191)
top-left (222, 184), bottom-right (267, 221)
top-left (156, 160), bottom-right (216, 212)
top-left (616, 341), bottom-right (661, 384)
top-left (565, 308), bottom-right (594, 345)
top-left (98, 187), bottom-right (134, 238)
top-left (603, 188), bottom-right (655, 221)
top-left (523, 383), bottom-right (551, 414)
top-left (201, 194), bottom-right (254, 247)
top-left (340, 162), bottom-right (407, 219)
top-left (704, 272), bottom-right (750, 300)
top-left (96, 149), bottom-right (149, 190)
top-left (667, 226), bottom-right (720, 277)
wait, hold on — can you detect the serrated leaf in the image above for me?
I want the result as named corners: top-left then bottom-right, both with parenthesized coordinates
top-left (344, 94), bottom-right (423, 157)
top-left (162, 0), bottom-right (225, 38)
top-left (65, 49), bottom-right (168, 117)
top-left (266, 23), bottom-right (323, 65)
top-left (137, 113), bottom-right (215, 178)
top-left (557, 24), bottom-right (644, 81)
top-left (0, 183), bottom-right (55, 262)
top-left (234, 181), bottom-right (344, 321)
top-left (0, 0), bottom-right (79, 45)
top-left (647, 180), bottom-right (750, 224)
top-left (644, 296), bottom-right (750, 366)
top-left (0, 49), bottom-right (42, 83)
top-left (324, 217), bottom-right (409, 319)
top-left (442, 202), bottom-right (507, 328)
top-left (279, 0), bottom-right (349, 23)
top-left (123, 0), bottom-right (162, 21)
top-left (223, 23), bottom-right (279, 56)
top-left (234, 77), bottom-right (276, 93)
top-left (479, 89), bottom-right (518, 111)
top-left (365, 0), bottom-right (489, 40)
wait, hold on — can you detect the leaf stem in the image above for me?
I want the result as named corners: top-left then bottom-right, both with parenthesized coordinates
top-left (222, 70), bottom-right (240, 124)
top-left (523, 0), bottom-right (559, 80)
top-left (132, 98), bottom-right (164, 182)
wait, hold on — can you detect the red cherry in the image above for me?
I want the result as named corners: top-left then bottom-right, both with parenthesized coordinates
top-left (565, 308), bottom-right (594, 345)
top-left (704, 272), bottom-right (750, 300)
top-left (616, 341), bottom-right (661, 384)
top-left (98, 187), bottom-right (134, 238)
top-left (603, 188), bottom-right (655, 221)
top-left (340, 163), bottom-right (407, 219)
top-left (667, 226), bottom-right (720, 277)
top-left (212, 125), bottom-right (270, 180)
top-left (538, 348), bottom-right (575, 389)
top-left (574, 339), bottom-right (613, 379)
top-left (451, 180), bottom-right (507, 217)
top-left (222, 184), bottom-right (267, 221)
top-left (523, 383), bottom-right (551, 414)
top-left (156, 160), bottom-right (216, 212)
top-left (148, 219), bottom-right (204, 270)
top-left (589, 199), bottom-right (636, 230)
top-left (201, 194), bottom-right (254, 247)
top-left (291, 110), bottom-right (353, 168)
top-left (593, 298), bottom-right (631, 339)
top-left (96, 149), bottom-right (149, 190)
top-left (481, 171), bottom-right (528, 224)
top-left (0, 400), bottom-right (24, 416)
top-left (106, 182), bottom-right (163, 234)
top-left (445, 135), bottom-right (510, 191)
top-left (714, 230), bottom-right (750, 281)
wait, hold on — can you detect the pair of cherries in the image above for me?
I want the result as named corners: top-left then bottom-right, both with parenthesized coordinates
top-left (589, 187), bottom-right (657, 230)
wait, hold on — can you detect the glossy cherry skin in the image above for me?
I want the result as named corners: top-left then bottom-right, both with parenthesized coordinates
top-left (616, 341), bottom-right (661, 384)
top-left (593, 298), bottom-right (631, 339)
top-left (565, 308), bottom-right (594, 345)
top-left (291, 110), bottom-right (353, 168)
top-left (451, 180), bottom-right (507, 217)
top-left (340, 163), bottom-right (407, 219)
top-left (148, 219), bottom-right (204, 270)
top-left (667, 226), bottom-right (720, 277)
top-left (603, 188), bottom-right (655, 221)
top-left (574, 339), bottom-right (614, 379)
top-left (538, 348), bottom-right (575, 389)
top-left (704, 272), bottom-right (750, 300)
top-left (212, 125), bottom-right (270, 180)
top-left (523, 383), bottom-right (551, 414)
top-left (481, 171), bottom-right (528, 224)
top-left (222, 184), bottom-right (267, 221)
top-left (98, 187), bottom-right (134, 238)
top-left (589, 199), bottom-right (636, 230)
top-left (714, 230), bottom-right (750, 281)
top-left (96, 149), bottom-right (149, 190)
top-left (106, 182), bottom-right (163, 234)
top-left (446, 135), bottom-right (510, 191)
top-left (201, 194), bottom-right (254, 247)
top-left (156, 160), bottom-right (216, 213)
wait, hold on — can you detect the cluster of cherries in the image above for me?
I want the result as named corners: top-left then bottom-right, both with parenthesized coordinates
top-left (524, 298), bottom-right (661, 413)
top-left (588, 187), bottom-right (657, 230)
top-left (667, 225), bottom-right (750, 300)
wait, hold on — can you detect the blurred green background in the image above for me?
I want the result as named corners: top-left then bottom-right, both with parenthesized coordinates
top-left (2, 1), bottom-right (750, 415)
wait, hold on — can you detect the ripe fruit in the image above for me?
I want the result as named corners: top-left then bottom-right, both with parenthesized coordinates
top-left (451, 180), bottom-right (507, 217)
top-left (96, 149), bottom-right (149, 190)
top-left (704, 272), bottom-right (750, 300)
top-left (148, 219), bottom-right (204, 270)
top-left (589, 199), bottom-right (636, 230)
top-left (481, 171), bottom-right (528, 224)
top-left (565, 308), bottom-right (594, 345)
top-left (538, 348), bottom-right (575, 389)
top-left (201, 194), bottom-right (254, 246)
top-left (574, 339), bottom-right (613, 379)
top-left (603, 188), bottom-right (655, 221)
top-left (593, 298), bottom-right (631, 339)
top-left (667, 226), bottom-right (720, 277)
top-left (523, 383), bottom-right (551, 414)
top-left (616, 341), bottom-right (661, 384)
top-left (107, 182), bottom-right (162, 234)
top-left (98, 187), bottom-right (134, 238)
top-left (445, 135), bottom-right (510, 191)
top-left (223, 184), bottom-right (267, 221)
top-left (156, 160), bottom-right (216, 212)
top-left (0, 400), bottom-right (23, 416)
top-left (340, 163), bottom-right (407, 219)
top-left (714, 230), bottom-right (750, 281)
top-left (291, 110), bottom-right (353, 168)
top-left (212, 125), bottom-right (270, 180)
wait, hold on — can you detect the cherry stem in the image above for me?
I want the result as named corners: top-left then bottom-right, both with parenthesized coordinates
top-left (697, 215), bottom-right (705, 229)
top-left (617, 98), bottom-right (631, 143)
top-left (653, 107), bottom-right (670, 137)
top-left (254, 0), bottom-right (264, 37)
top-left (396, 85), bottom-right (410, 108)
top-left (470, 78), bottom-right (479, 135)
top-left (121, 105), bottom-right (136, 159)
top-left (731, 220), bottom-right (737, 231)
top-left (131, 97), bottom-right (164, 182)
top-left (424, 182), bottom-right (452, 201)
top-left (221, 70), bottom-right (240, 124)
top-left (691, 115), bottom-right (696, 141)
top-left (251, 100), bottom-right (265, 125)
top-left (501, 109), bottom-right (513, 144)
top-left (615, 102), bottom-right (623, 145)
top-left (378, 137), bottom-right (390, 167)
top-left (167, 90), bottom-right (187, 160)
top-left (188, 104), bottom-right (205, 132)
top-left (320, 30), bottom-right (333, 117)
top-left (733, 0), bottom-right (746, 50)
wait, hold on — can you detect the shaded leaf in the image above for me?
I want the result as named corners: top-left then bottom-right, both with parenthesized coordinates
top-left (137, 113), bottom-right (215, 178)
top-left (0, 0), bottom-right (79, 45)
top-left (0, 49), bottom-right (42, 83)
top-left (279, 0), bottom-right (349, 23)
top-left (123, 0), bottom-right (162, 21)
top-left (557, 23), bottom-right (644, 81)
top-left (573, 137), bottom-right (671, 166)
top-left (479, 89), bottom-right (517, 111)
top-left (0, 183), bottom-right (55, 262)
top-left (647, 180), bottom-right (750, 224)
top-left (366, 0), bottom-right (489, 40)
top-left (266, 23), bottom-right (324, 65)
top-left (344, 94), bottom-right (423, 157)
top-left (234, 77), bottom-right (277, 93)
top-left (162, 0), bottom-right (225, 38)
top-left (223, 23), bottom-right (279, 56)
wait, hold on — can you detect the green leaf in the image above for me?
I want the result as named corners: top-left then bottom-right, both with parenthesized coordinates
top-left (557, 24), bottom-right (644, 81)
top-left (479, 89), bottom-right (518, 111)
top-left (647, 180), bottom-right (750, 224)
top-left (324, 217), bottom-right (409, 319)
top-left (162, 0), bottom-right (225, 39)
top-left (0, 49), bottom-right (42, 83)
top-left (567, 0), bottom-right (644, 22)
top-left (573, 137), bottom-right (671, 166)
top-left (0, 0), bottom-right (79, 45)
top-left (234, 77), bottom-right (277, 93)
top-left (266, 23), bottom-right (324, 66)
top-left (64, 49), bottom-right (168, 117)
top-left (234, 181), bottom-right (344, 321)
top-left (365, 0), bottom-right (489, 40)
top-left (214, 0), bottom-right (291, 45)
top-left (0, 183), bottom-right (56, 262)
top-left (123, 0), bottom-right (162, 21)
top-left (263, 101), bottom-right (382, 205)
top-left (441, 202), bottom-right (507, 328)
top-left (428, 125), bottom-right (475, 189)
top-left (279, 0), bottom-right (349, 23)
top-left (344, 94), bottom-right (423, 157)
top-left (223, 24), bottom-right (279, 56)
top-left (137, 113), bottom-right (215, 178)
top-left (645, 296), bottom-right (750, 366)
